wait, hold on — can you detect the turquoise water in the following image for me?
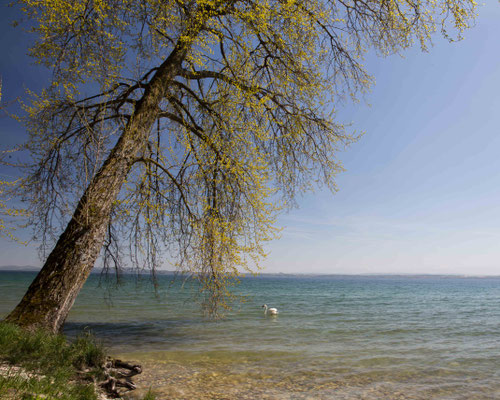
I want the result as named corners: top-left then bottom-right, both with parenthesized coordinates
top-left (1, 271), bottom-right (500, 399)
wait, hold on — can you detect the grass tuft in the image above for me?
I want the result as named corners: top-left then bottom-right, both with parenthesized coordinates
top-left (142, 388), bottom-right (157, 400)
top-left (0, 322), bottom-right (103, 399)
top-left (0, 322), bottom-right (154, 399)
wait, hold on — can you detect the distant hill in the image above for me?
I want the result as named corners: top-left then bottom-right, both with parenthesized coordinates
top-left (0, 265), bottom-right (41, 271)
top-left (1, 266), bottom-right (498, 279)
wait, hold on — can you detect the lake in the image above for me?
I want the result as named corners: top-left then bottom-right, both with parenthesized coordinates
top-left (1, 271), bottom-right (500, 399)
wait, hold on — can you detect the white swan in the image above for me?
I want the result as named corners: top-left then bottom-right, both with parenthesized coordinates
top-left (262, 304), bottom-right (278, 315)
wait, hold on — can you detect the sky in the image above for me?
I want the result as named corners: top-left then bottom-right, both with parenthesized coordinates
top-left (1, 1), bottom-right (499, 275)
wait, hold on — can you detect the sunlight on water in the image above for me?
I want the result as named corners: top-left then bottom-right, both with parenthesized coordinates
top-left (2, 272), bottom-right (500, 399)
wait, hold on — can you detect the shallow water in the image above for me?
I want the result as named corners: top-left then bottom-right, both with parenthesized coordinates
top-left (2, 271), bottom-right (500, 399)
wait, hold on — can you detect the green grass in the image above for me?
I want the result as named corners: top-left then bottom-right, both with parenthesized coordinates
top-left (0, 322), bottom-right (156, 400)
top-left (142, 389), bottom-right (157, 400)
top-left (0, 322), bottom-right (105, 400)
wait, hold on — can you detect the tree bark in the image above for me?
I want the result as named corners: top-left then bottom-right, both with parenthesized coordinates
top-left (5, 26), bottom-right (201, 333)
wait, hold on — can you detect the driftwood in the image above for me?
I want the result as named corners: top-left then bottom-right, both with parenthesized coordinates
top-left (99, 358), bottom-right (142, 398)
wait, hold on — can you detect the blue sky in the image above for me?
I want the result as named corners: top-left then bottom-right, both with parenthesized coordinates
top-left (267, 0), bottom-right (500, 275)
top-left (1, 1), bottom-right (500, 275)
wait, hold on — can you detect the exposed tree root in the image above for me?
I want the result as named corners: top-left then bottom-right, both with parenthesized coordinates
top-left (99, 358), bottom-right (142, 398)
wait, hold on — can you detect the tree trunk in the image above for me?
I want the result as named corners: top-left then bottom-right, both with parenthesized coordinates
top-left (4, 29), bottom-right (199, 333)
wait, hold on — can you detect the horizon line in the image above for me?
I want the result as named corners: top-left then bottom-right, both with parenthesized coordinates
top-left (1, 266), bottom-right (500, 279)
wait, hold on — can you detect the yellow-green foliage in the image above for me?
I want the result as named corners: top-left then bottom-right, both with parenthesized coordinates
top-left (0, 178), bottom-right (29, 242)
top-left (10, 0), bottom-right (476, 314)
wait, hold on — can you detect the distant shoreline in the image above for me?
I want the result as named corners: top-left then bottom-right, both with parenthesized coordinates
top-left (1, 266), bottom-right (500, 279)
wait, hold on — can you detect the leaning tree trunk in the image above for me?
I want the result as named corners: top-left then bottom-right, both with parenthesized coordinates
top-left (4, 29), bottom-right (200, 333)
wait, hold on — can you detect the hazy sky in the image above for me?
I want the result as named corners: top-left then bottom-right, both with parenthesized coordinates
top-left (1, 2), bottom-right (499, 275)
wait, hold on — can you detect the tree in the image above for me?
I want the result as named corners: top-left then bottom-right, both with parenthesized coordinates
top-left (3, 0), bottom-right (475, 332)
top-left (1, 77), bottom-right (30, 242)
